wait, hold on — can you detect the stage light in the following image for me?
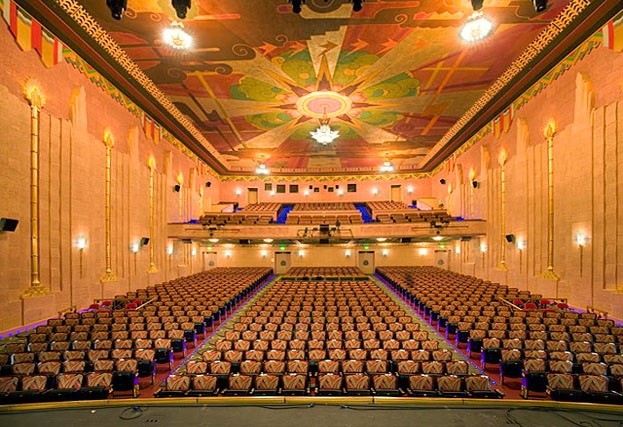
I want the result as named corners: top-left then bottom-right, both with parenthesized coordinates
top-left (106, 0), bottom-right (127, 20)
top-left (171, 0), bottom-right (191, 19)
top-left (471, 0), bottom-right (484, 11)
top-left (289, 0), bottom-right (304, 14)
top-left (533, 0), bottom-right (547, 12)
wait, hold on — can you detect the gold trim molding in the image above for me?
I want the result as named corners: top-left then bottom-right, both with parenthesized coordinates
top-left (101, 128), bottom-right (117, 283)
top-left (22, 78), bottom-right (52, 297)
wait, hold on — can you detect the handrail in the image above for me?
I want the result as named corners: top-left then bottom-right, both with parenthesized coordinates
top-left (586, 306), bottom-right (608, 319)
top-left (57, 305), bottom-right (77, 318)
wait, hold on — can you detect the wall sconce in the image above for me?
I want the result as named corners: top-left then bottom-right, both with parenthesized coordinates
top-left (297, 249), bottom-right (304, 258)
top-left (303, 189), bottom-right (310, 196)
top-left (337, 189), bottom-right (344, 196)
top-left (76, 237), bottom-right (87, 278)
top-left (130, 242), bottom-right (139, 273)
top-left (225, 250), bottom-right (232, 258)
top-left (166, 244), bottom-right (173, 272)
top-left (381, 249), bottom-right (389, 257)
top-left (260, 249), bottom-right (268, 258)
top-left (191, 247), bottom-right (197, 257)
top-left (418, 248), bottom-right (428, 256)
top-left (480, 242), bottom-right (487, 269)
top-left (407, 186), bottom-right (414, 194)
top-left (455, 245), bottom-right (461, 254)
top-left (270, 190), bottom-right (276, 197)
top-left (576, 233), bottom-right (586, 276)
top-left (344, 249), bottom-right (351, 258)
top-left (371, 187), bottom-right (379, 196)
top-left (235, 189), bottom-right (243, 197)
top-left (517, 239), bottom-right (525, 273)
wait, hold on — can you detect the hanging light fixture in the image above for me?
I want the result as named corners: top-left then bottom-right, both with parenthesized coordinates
top-left (163, 22), bottom-right (192, 50)
top-left (310, 107), bottom-right (340, 145)
top-left (379, 161), bottom-right (395, 173)
top-left (460, 12), bottom-right (493, 42)
top-left (255, 163), bottom-right (270, 175)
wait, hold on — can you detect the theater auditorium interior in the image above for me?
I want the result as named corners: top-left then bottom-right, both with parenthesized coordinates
top-left (1, 0), bottom-right (623, 425)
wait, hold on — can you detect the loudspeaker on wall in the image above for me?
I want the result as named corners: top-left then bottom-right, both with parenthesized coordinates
top-left (0, 218), bottom-right (19, 232)
top-left (505, 234), bottom-right (515, 243)
top-left (140, 237), bottom-right (150, 245)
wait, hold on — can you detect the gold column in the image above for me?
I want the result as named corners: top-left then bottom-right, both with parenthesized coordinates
top-left (542, 121), bottom-right (560, 280)
top-left (497, 150), bottom-right (508, 271)
top-left (101, 130), bottom-right (117, 282)
top-left (22, 80), bottom-right (51, 297)
top-left (468, 168), bottom-right (475, 219)
top-left (148, 158), bottom-right (158, 273)
top-left (177, 174), bottom-right (184, 222)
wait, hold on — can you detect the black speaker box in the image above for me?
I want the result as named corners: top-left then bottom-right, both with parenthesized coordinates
top-left (0, 218), bottom-right (19, 232)
top-left (173, 184), bottom-right (181, 192)
top-left (319, 238), bottom-right (330, 244)
top-left (206, 181), bottom-right (212, 188)
top-left (239, 239), bottom-right (251, 245)
top-left (505, 234), bottom-right (515, 243)
top-left (140, 237), bottom-right (150, 245)
top-left (400, 237), bottom-right (412, 243)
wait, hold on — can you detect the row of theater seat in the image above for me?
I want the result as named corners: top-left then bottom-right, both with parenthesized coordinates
top-left (378, 266), bottom-right (623, 403)
top-left (156, 371), bottom-right (503, 398)
top-left (156, 276), bottom-right (499, 397)
top-left (0, 267), bottom-right (274, 403)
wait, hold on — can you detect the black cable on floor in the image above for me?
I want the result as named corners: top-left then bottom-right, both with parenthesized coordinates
top-left (119, 406), bottom-right (145, 420)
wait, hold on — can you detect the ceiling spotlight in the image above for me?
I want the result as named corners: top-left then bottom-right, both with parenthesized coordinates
top-left (460, 12), bottom-right (493, 43)
top-left (106, 0), bottom-right (127, 20)
top-left (171, 0), bottom-right (191, 20)
top-left (533, 0), bottom-right (547, 12)
top-left (352, 0), bottom-right (364, 12)
top-left (163, 22), bottom-right (192, 50)
top-left (289, 0), bottom-right (304, 14)
top-left (470, 0), bottom-right (484, 11)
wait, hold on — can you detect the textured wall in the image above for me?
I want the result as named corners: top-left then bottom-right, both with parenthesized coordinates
top-left (437, 45), bottom-right (623, 319)
top-left (0, 27), bottom-right (210, 331)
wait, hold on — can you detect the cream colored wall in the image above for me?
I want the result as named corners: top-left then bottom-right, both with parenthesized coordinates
top-left (197, 245), bottom-right (438, 270)
top-left (219, 178), bottom-right (432, 208)
top-left (0, 28), bottom-right (210, 332)
top-left (437, 45), bottom-right (623, 319)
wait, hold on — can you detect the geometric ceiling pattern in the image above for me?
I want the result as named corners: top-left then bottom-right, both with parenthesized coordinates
top-left (72, 1), bottom-right (573, 173)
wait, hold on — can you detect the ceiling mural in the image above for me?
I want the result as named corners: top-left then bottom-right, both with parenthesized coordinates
top-left (76, 0), bottom-right (573, 174)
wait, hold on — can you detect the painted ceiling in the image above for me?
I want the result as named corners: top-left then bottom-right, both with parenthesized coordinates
top-left (73, 0), bottom-right (575, 174)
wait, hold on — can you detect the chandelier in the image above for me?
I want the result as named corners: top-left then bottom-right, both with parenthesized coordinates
top-left (310, 110), bottom-right (340, 145)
